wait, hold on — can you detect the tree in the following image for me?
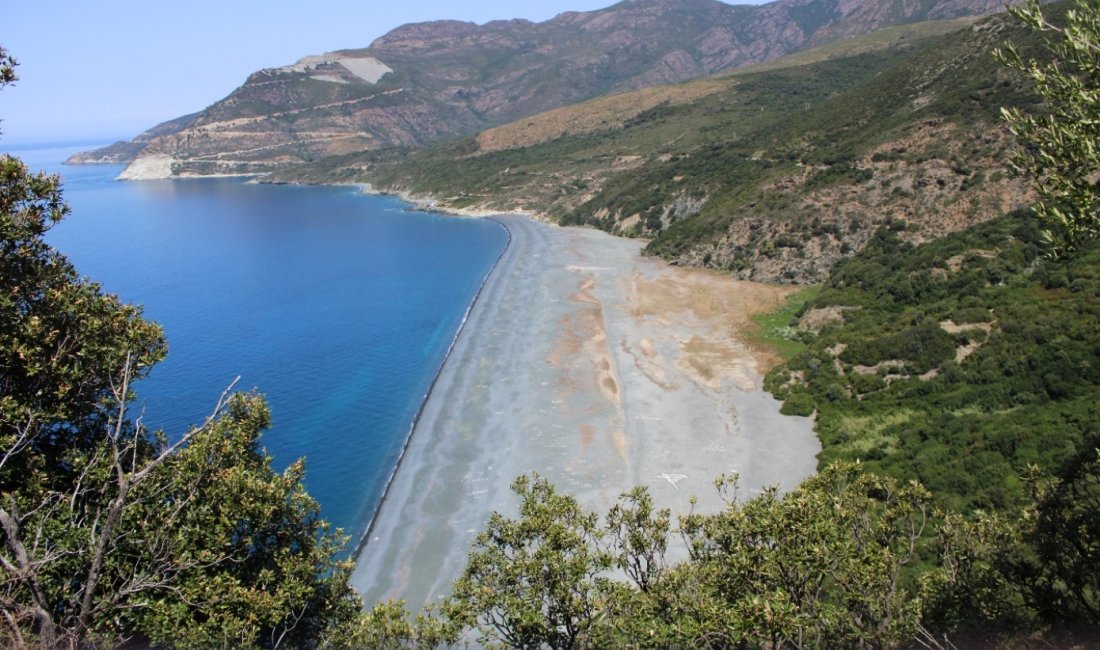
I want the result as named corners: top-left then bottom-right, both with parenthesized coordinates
top-left (920, 438), bottom-right (1100, 645)
top-left (344, 600), bottom-right (460, 649)
top-left (2, 49), bottom-right (165, 645)
top-left (446, 474), bottom-right (611, 649)
top-left (675, 463), bottom-right (930, 649)
top-left (0, 50), bottom-right (14, 87)
top-left (1014, 439), bottom-right (1100, 631)
top-left (441, 465), bottom-right (935, 649)
top-left (118, 393), bottom-right (364, 648)
top-left (998, 0), bottom-right (1100, 257)
top-left (0, 48), bottom-right (362, 648)
top-left (605, 486), bottom-right (669, 595)
top-left (919, 510), bottom-right (1035, 642)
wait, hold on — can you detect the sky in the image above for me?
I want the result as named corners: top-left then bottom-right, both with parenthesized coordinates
top-left (2, 0), bottom-right (769, 146)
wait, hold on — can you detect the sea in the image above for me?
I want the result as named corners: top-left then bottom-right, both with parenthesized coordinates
top-left (8, 143), bottom-right (510, 550)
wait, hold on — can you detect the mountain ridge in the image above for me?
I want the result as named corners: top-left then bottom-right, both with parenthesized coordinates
top-left (74, 0), bottom-right (1017, 178)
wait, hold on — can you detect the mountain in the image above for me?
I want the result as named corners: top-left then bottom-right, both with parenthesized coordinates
top-left (64, 113), bottom-right (198, 164)
top-left (81, 0), bottom-right (1013, 178)
top-left (308, 8), bottom-right (1041, 283)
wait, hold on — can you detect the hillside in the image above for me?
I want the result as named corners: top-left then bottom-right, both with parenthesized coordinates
top-left (764, 211), bottom-right (1100, 514)
top-left (320, 8), bottom-right (1043, 283)
top-left (64, 112), bottom-right (198, 164)
top-left (77, 0), bottom-right (1015, 178)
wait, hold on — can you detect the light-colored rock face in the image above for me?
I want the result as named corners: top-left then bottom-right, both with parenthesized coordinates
top-left (309, 75), bottom-right (349, 85)
top-left (338, 57), bottom-right (393, 84)
top-left (280, 54), bottom-right (393, 84)
top-left (118, 154), bottom-right (176, 180)
top-left (279, 54), bottom-right (337, 73)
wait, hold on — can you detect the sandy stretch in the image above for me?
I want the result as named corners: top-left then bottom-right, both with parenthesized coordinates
top-left (350, 215), bottom-right (819, 609)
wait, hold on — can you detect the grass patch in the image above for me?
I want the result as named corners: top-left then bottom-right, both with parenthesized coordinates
top-left (832, 410), bottom-right (916, 456)
top-left (749, 285), bottom-right (821, 360)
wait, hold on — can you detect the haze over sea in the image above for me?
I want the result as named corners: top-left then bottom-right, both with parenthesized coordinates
top-left (14, 144), bottom-right (508, 549)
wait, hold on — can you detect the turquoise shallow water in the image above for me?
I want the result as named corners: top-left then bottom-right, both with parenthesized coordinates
top-left (12, 144), bottom-right (509, 548)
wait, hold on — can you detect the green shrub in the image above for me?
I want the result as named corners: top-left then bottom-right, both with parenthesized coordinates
top-left (781, 391), bottom-right (818, 416)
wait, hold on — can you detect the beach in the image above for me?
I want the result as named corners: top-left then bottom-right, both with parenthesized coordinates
top-left (350, 214), bottom-right (820, 609)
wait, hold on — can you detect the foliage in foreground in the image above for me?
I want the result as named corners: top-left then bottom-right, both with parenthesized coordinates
top-left (635, 466), bottom-right (931, 649)
top-left (998, 0), bottom-right (1100, 256)
top-left (362, 455), bottom-right (1097, 649)
top-left (0, 51), bottom-right (362, 648)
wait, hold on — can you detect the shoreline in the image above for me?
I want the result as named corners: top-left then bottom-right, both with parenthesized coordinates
top-left (81, 170), bottom-right (820, 602)
top-left (351, 216), bottom-right (513, 559)
top-left (350, 213), bottom-right (820, 609)
top-left (78, 158), bottom-right (545, 222)
top-left (353, 183), bottom-right (546, 221)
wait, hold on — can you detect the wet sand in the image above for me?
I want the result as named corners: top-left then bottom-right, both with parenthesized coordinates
top-left (350, 215), bottom-right (820, 609)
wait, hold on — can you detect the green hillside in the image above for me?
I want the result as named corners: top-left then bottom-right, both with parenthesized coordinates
top-left (293, 10), bottom-right (1048, 283)
top-left (637, 11), bottom-right (1042, 277)
top-left (766, 212), bottom-right (1100, 514)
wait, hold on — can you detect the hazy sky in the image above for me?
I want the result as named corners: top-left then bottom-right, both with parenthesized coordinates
top-left (3, 0), bottom-right (769, 146)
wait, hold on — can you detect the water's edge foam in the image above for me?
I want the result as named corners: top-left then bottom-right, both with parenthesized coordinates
top-left (351, 215), bottom-right (513, 559)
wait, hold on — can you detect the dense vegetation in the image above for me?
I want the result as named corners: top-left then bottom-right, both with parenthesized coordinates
top-left (4, 0), bottom-right (1099, 646)
top-left (352, 452), bottom-right (1097, 648)
top-left (0, 52), bottom-right (364, 648)
top-left (764, 0), bottom-right (1100, 516)
top-left (635, 11), bottom-right (1042, 267)
top-left (998, 0), bottom-right (1100, 255)
top-left (765, 212), bottom-right (1100, 514)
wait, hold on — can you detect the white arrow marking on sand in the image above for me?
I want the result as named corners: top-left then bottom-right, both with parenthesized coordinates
top-left (657, 473), bottom-right (688, 489)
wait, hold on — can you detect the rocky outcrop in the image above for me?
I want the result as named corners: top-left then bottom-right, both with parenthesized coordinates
top-left (117, 154), bottom-right (178, 180)
top-left (86, 0), bottom-right (1024, 179)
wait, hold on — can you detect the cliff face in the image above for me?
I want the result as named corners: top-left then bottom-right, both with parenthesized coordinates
top-left (94, 0), bottom-right (1016, 178)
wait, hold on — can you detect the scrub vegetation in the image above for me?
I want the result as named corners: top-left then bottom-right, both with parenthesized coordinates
top-left (305, 8), bottom-right (1048, 284)
top-left (3, 0), bottom-right (1100, 646)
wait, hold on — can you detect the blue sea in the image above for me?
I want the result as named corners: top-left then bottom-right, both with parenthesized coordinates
top-left (10, 144), bottom-right (509, 549)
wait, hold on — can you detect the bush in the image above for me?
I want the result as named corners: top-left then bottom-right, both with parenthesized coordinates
top-left (781, 391), bottom-right (817, 416)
